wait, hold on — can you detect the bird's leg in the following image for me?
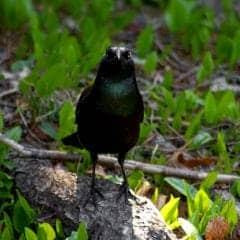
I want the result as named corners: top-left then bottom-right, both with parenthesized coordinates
top-left (117, 152), bottom-right (136, 203)
top-left (83, 152), bottom-right (104, 207)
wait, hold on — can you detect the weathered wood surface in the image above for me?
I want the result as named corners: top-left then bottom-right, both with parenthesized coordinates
top-left (14, 157), bottom-right (178, 240)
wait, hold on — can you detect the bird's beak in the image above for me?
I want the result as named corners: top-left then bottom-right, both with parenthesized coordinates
top-left (116, 48), bottom-right (121, 60)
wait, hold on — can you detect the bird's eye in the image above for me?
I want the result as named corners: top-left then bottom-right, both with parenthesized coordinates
top-left (122, 50), bottom-right (131, 59)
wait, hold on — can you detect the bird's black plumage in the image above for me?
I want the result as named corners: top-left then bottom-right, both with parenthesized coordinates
top-left (62, 46), bottom-right (144, 205)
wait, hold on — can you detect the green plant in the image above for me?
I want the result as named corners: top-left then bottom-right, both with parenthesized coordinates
top-left (165, 0), bottom-right (214, 59)
top-left (162, 177), bottom-right (238, 238)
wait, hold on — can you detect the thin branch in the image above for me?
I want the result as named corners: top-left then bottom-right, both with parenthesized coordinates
top-left (0, 88), bottom-right (18, 99)
top-left (0, 133), bottom-right (239, 183)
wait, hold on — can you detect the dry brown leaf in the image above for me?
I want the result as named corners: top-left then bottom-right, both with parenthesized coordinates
top-left (205, 216), bottom-right (229, 240)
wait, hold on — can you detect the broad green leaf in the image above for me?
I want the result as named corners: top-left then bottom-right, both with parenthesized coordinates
top-left (216, 132), bottom-right (231, 172)
top-left (17, 192), bottom-right (36, 220)
top-left (11, 59), bottom-right (34, 72)
top-left (136, 25), bottom-right (154, 58)
top-left (13, 192), bottom-right (36, 233)
top-left (77, 222), bottom-right (88, 240)
top-left (36, 63), bottom-right (66, 97)
top-left (1, 227), bottom-right (12, 240)
top-left (39, 122), bottom-right (57, 140)
top-left (3, 212), bottom-right (14, 239)
top-left (185, 111), bottom-right (202, 139)
top-left (165, 0), bottom-right (191, 32)
top-left (216, 35), bottom-right (233, 63)
top-left (161, 87), bottom-right (175, 111)
top-left (221, 199), bottom-right (238, 229)
top-left (178, 218), bottom-right (201, 240)
top-left (162, 70), bottom-right (173, 89)
top-left (0, 111), bottom-right (3, 131)
top-left (58, 101), bottom-right (77, 141)
top-left (37, 223), bottom-right (56, 240)
top-left (138, 123), bottom-right (156, 144)
top-left (191, 131), bottom-right (212, 148)
top-left (204, 92), bottom-right (217, 124)
top-left (25, 227), bottom-right (38, 240)
top-left (6, 126), bottom-right (22, 142)
top-left (197, 51), bottom-right (214, 82)
top-left (218, 91), bottom-right (239, 120)
top-left (55, 219), bottom-right (65, 238)
top-left (144, 51), bottom-right (158, 73)
top-left (200, 171), bottom-right (218, 190)
top-left (151, 187), bottom-right (159, 205)
top-left (160, 194), bottom-right (180, 227)
top-left (65, 231), bottom-right (77, 240)
top-left (194, 189), bottom-right (211, 213)
top-left (13, 201), bottom-right (35, 233)
top-left (164, 177), bottom-right (197, 198)
top-left (127, 170), bottom-right (144, 191)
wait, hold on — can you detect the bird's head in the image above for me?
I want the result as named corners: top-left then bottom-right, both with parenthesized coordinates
top-left (97, 46), bottom-right (135, 80)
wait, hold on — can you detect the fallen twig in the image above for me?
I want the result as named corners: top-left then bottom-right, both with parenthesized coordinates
top-left (0, 88), bottom-right (18, 99)
top-left (0, 132), bottom-right (239, 183)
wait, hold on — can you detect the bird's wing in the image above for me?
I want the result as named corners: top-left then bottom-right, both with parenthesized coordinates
top-left (138, 93), bottom-right (144, 122)
top-left (75, 86), bottom-right (93, 123)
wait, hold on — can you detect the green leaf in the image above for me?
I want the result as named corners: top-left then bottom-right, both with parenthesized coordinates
top-left (39, 122), bottom-right (57, 140)
top-left (65, 231), bottom-right (77, 240)
top-left (11, 59), bottom-right (34, 72)
top-left (0, 111), bottom-right (3, 131)
top-left (164, 177), bottom-right (197, 198)
top-left (55, 219), bottom-right (65, 238)
top-left (36, 63), bottom-right (66, 97)
top-left (127, 170), bottom-right (144, 191)
top-left (218, 91), bottom-right (240, 120)
top-left (160, 194), bottom-right (180, 226)
top-left (216, 132), bottom-right (231, 172)
top-left (165, 0), bottom-right (190, 32)
top-left (77, 222), bottom-right (88, 240)
top-left (216, 35), bottom-right (233, 63)
top-left (200, 171), bottom-right (218, 190)
top-left (25, 227), bottom-right (38, 240)
top-left (6, 126), bottom-right (22, 142)
top-left (136, 25), bottom-right (154, 58)
top-left (230, 180), bottom-right (240, 198)
top-left (178, 218), bottom-right (200, 240)
top-left (37, 223), bottom-right (56, 240)
top-left (13, 192), bottom-right (36, 233)
top-left (3, 212), bottom-right (14, 239)
top-left (221, 199), bottom-right (238, 229)
top-left (185, 111), bottom-right (202, 139)
top-left (138, 123), bottom-right (156, 144)
top-left (197, 51), bottom-right (214, 82)
top-left (1, 227), bottom-right (12, 240)
top-left (191, 131), bottom-right (212, 148)
top-left (162, 70), bottom-right (173, 89)
top-left (57, 101), bottom-right (77, 141)
top-left (204, 92), bottom-right (217, 124)
top-left (144, 51), bottom-right (158, 73)
top-left (194, 189), bottom-right (211, 213)
top-left (151, 187), bottom-right (159, 205)
top-left (161, 87), bottom-right (175, 111)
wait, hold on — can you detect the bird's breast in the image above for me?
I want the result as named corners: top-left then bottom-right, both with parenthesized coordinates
top-left (96, 81), bottom-right (139, 117)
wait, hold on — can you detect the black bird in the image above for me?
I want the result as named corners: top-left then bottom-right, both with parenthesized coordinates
top-left (62, 46), bottom-right (144, 204)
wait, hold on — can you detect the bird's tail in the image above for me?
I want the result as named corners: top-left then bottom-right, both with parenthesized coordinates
top-left (62, 132), bottom-right (83, 148)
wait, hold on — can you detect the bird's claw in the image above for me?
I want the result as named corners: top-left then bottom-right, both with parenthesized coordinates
top-left (83, 187), bottom-right (104, 208)
top-left (116, 182), bottom-right (136, 204)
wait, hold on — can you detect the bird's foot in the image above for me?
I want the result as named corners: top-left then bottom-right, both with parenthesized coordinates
top-left (116, 182), bottom-right (136, 204)
top-left (83, 186), bottom-right (104, 208)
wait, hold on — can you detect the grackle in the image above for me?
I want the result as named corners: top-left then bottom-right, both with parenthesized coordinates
top-left (62, 46), bottom-right (144, 205)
